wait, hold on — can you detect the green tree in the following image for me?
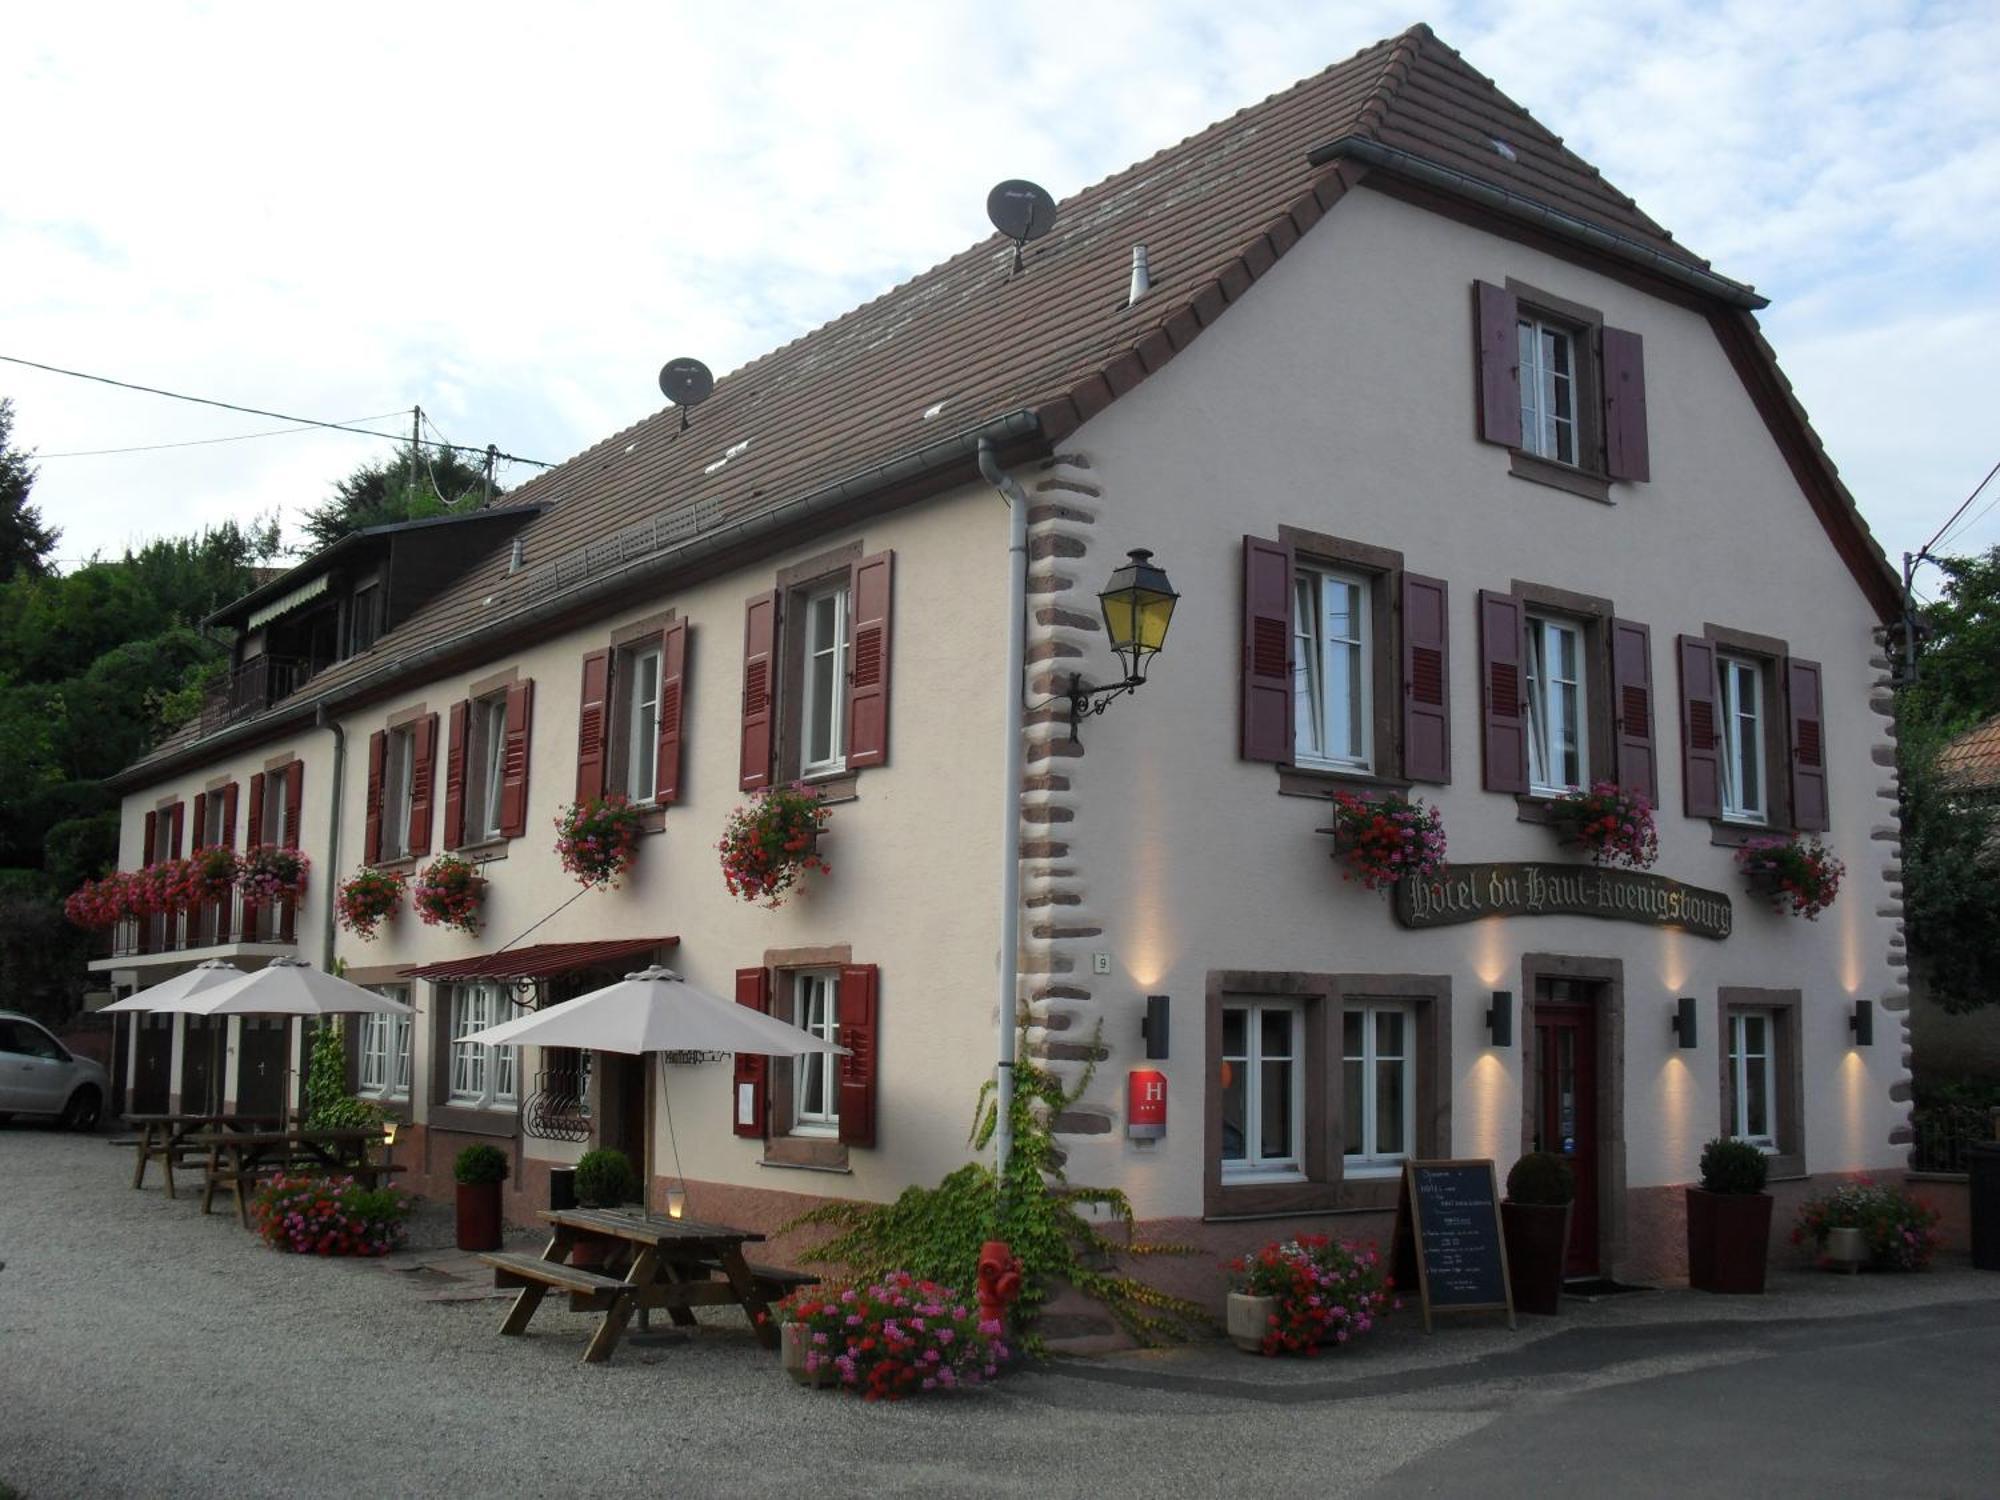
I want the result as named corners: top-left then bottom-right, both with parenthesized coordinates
top-left (1902, 545), bottom-right (2000, 731)
top-left (0, 397), bottom-right (59, 581)
top-left (297, 445), bottom-right (502, 554)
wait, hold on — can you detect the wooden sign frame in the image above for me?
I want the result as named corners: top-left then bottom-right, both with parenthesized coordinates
top-left (1392, 1158), bottom-right (1516, 1333)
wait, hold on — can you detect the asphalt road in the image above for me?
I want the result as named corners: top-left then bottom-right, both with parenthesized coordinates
top-left (4, 1124), bottom-right (1998, 1499)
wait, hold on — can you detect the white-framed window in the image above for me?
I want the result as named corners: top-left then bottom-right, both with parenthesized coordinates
top-left (470, 695), bottom-right (510, 841)
top-left (1292, 567), bottom-right (1372, 771)
top-left (358, 993), bottom-right (411, 1100)
top-left (1729, 1010), bottom-right (1777, 1149)
top-left (1342, 1002), bottom-right (1413, 1171)
top-left (791, 971), bottom-right (841, 1135)
top-left (619, 644), bottom-right (662, 804)
top-left (1518, 317), bottom-right (1578, 465)
top-left (1525, 614), bottom-right (1587, 794)
top-left (380, 725), bottom-right (417, 860)
top-left (202, 794), bottom-right (227, 847)
top-left (449, 984), bottom-right (516, 1109)
top-left (801, 583), bottom-right (849, 775)
top-left (1717, 655), bottom-right (1766, 824)
top-left (1220, 1001), bottom-right (1303, 1180)
top-left (262, 777), bottom-right (290, 848)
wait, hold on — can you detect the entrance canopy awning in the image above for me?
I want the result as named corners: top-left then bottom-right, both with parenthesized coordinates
top-left (399, 937), bottom-right (678, 984)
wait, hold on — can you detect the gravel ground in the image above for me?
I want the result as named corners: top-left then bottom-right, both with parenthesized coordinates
top-left (5, 1124), bottom-right (1999, 1500)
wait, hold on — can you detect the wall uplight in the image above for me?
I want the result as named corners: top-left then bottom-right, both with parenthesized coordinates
top-left (1487, 991), bottom-right (1514, 1049)
top-left (1140, 994), bottom-right (1171, 1060)
top-left (1849, 1000), bottom-right (1874, 1048)
top-left (1671, 997), bottom-right (1699, 1050)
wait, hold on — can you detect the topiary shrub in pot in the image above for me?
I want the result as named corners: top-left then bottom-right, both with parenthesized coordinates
top-left (453, 1144), bottom-right (509, 1252)
top-left (574, 1147), bottom-right (637, 1207)
top-left (1686, 1137), bottom-right (1772, 1294)
top-left (1501, 1151), bottom-right (1575, 1316)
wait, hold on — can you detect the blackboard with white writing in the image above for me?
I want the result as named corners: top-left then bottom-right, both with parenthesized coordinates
top-left (1392, 1159), bottom-right (1516, 1332)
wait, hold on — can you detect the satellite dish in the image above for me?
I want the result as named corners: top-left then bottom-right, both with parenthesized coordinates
top-left (659, 358), bottom-right (714, 429)
top-left (986, 179), bottom-right (1057, 274)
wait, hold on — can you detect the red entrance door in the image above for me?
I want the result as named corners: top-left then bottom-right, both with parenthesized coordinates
top-left (1533, 983), bottom-right (1600, 1277)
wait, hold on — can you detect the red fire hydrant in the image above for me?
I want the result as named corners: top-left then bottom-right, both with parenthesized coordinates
top-left (976, 1239), bottom-right (1023, 1329)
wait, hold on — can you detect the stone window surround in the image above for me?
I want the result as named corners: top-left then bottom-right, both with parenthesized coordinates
top-left (453, 665), bottom-right (523, 856)
top-left (1503, 277), bottom-right (1612, 505)
top-left (1715, 986), bottom-right (1805, 1181)
top-left (1202, 968), bottom-right (1451, 1221)
top-left (1507, 579), bottom-right (1617, 821)
top-left (601, 609), bottom-right (677, 831)
top-left (760, 943), bottom-right (855, 1174)
top-left (1700, 622), bottom-right (1796, 846)
top-left (772, 540), bottom-right (864, 803)
top-left (1516, 952), bottom-right (1628, 1278)
top-left (422, 978), bottom-right (520, 1139)
top-left (334, 962), bottom-right (419, 1126)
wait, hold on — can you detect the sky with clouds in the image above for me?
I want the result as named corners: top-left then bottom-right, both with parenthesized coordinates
top-left (5, 1), bottom-right (1995, 600)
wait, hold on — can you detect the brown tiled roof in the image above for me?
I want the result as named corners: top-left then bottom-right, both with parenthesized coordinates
top-left (119, 22), bottom-right (1900, 783)
top-left (1939, 713), bottom-right (2000, 790)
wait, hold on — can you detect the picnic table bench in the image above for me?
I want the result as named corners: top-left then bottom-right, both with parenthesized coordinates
top-left (478, 1207), bottom-right (815, 1363)
top-left (126, 1113), bottom-right (284, 1198)
top-left (187, 1128), bottom-right (402, 1227)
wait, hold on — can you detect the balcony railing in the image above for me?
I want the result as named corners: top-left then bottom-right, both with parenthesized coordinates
top-left (104, 888), bottom-right (299, 959)
top-left (198, 654), bottom-right (321, 734)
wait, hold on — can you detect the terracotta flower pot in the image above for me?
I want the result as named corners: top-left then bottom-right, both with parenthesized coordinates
top-left (1502, 1199), bottom-right (1573, 1316)
top-left (1226, 1292), bottom-right (1277, 1353)
top-left (782, 1322), bottom-right (837, 1386)
top-left (1685, 1188), bottom-right (1773, 1294)
top-left (454, 1181), bottom-right (502, 1252)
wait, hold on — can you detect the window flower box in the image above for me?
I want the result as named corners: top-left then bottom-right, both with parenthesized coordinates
top-left (239, 847), bottom-right (310, 907)
top-left (719, 783), bottom-right (831, 909)
top-left (413, 854), bottom-right (484, 936)
top-left (1546, 781), bottom-right (1658, 869)
top-left (337, 866), bottom-right (409, 942)
top-left (1736, 835), bottom-right (1844, 920)
top-left (554, 794), bottom-right (645, 890)
top-left (1319, 792), bottom-right (1447, 892)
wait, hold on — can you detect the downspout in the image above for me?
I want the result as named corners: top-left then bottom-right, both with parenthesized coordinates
top-left (977, 437), bottom-right (1029, 1180)
top-left (316, 703), bottom-right (345, 973)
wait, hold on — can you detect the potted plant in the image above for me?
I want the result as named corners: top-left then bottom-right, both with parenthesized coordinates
top-left (1223, 1235), bottom-right (1395, 1355)
top-left (1321, 791), bottom-right (1448, 891)
top-left (336, 866), bottom-right (408, 941)
top-left (1686, 1137), bottom-right (1772, 1293)
top-left (189, 845), bottom-right (240, 903)
top-left (773, 1273), bottom-right (1009, 1397)
top-left (412, 854), bottom-right (484, 935)
top-left (1546, 781), bottom-right (1659, 869)
top-left (1501, 1151), bottom-right (1575, 1316)
top-left (718, 782), bottom-right (832, 908)
top-left (453, 1143), bottom-right (509, 1252)
top-left (574, 1147), bottom-right (636, 1208)
top-left (1735, 836), bottom-right (1845, 919)
top-left (1791, 1180), bottom-right (1943, 1272)
top-left (554, 794), bottom-right (646, 890)
top-left (240, 846), bottom-right (311, 906)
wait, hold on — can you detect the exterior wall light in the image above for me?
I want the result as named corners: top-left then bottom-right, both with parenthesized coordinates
top-left (1065, 549), bottom-right (1179, 741)
top-left (1141, 994), bottom-right (1170, 1060)
top-left (1850, 1000), bottom-right (1874, 1048)
top-left (1671, 997), bottom-right (1699, 1050)
top-left (1487, 990), bottom-right (1514, 1048)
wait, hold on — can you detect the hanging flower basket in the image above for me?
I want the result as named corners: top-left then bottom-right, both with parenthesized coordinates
top-left (239, 846), bottom-right (310, 907)
top-left (337, 866), bottom-right (410, 941)
top-left (1546, 781), bottom-right (1659, 869)
top-left (413, 854), bottom-right (485, 935)
top-left (63, 873), bottom-right (128, 931)
top-left (1736, 835), bottom-right (1844, 920)
top-left (188, 845), bottom-right (240, 903)
top-left (719, 783), bottom-right (830, 908)
top-left (1320, 791), bottom-right (1447, 891)
top-left (554, 794), bottom-right (645, 890)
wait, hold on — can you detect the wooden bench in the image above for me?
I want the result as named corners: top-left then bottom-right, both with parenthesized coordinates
top-left (744, 1262), bottom-right (819, 1301)
top-left (480, 1250), bottom-right (632, 1298)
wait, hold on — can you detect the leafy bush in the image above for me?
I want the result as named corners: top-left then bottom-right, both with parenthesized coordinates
top-left (1505, 1151), bottom-right (1575, 1206)
top-left (1698, 1137), bottom-right (1769, 1195)
top-left (453, 1144), bottom-right (509, 1186)
top-left (1226, 1235), bottom-right (1396, 1356)
top-left (777, 1273), bottom-right (1009, 1398)
top-left (251, 1174), bottom-right (410, 1256)
top-left (302, 1018), bottom-right (382, 1136)
top-left (1791, 1180), bottom-right (1942, 1270)
top-left (574, 1148), bottom-right (635, 1206)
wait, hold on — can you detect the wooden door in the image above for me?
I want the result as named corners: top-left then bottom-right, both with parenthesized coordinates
top-left (237, 1017), bottom-right (290, 1118)
top-left (181, 1016), bottom-right (225, 1115)
top-left (1533, 985), bottom-right (1600, 1277)
top-left (132, 1014), bottom-right (172, 1115)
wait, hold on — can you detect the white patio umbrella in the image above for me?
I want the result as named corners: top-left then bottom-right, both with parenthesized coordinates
top-left (187, 956), bottom-right (416, 1018)
top-left (101, 961), bottom-right (247, 1113)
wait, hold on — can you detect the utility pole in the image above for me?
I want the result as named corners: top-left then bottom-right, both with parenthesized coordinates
top-left (483, 443), bottom-right (497, 506)
top-left (410, 405), bottom-right (423, 507)
top-left (1901, 550), bottom-right (1922, 687)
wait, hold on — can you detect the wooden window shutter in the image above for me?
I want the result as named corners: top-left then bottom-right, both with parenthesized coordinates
top-left (732, 967), bottom-right (771, 1138)
top-left (1240, 535), bottom-right (1295, 763)
top-left (191, 793), bottom-right (208, 851)
top-left (836, 963), bottom-right (880, 1148)
top-left (500, 680), bottom-right (534, 838)
top-left (1600, 327), bottom-right (1650, 482)
top-left (281, 762), bottom-right (304, 942)
top-left (1474, 281), bottom-right (1523, 447)
top-left (221, 782), bottom-right (238, 849)
top-left (142, 810), bottom-right (158, 867)
top-left (846, 551), bottom-right (894, 769)
top-left (442, 700), bottom-right (471, 851)
top-left (1676, 635), bottom-right (1722, 819)
top-left (739, 591), bottom-right (779, 791)
top-left (1400, 572), bottom-right (1451, 784)
top-left (407, 713), bottom-right (439, 858)
top-left (1785, 657), bottom-right (1830, 832)
top-left (655, 622), bottom-right (688, 805)
top-left (169, 802), bottom-right (185, 859)
top-left (1610, 618), bottom-right (1658, 806)
top-left (1477, 589), bottom-right (1528, 793)
top-left (575, 649), bottom-right (611, 803)
top-left (364, 731), bottom-right (388, 863)
top-left (246, 774), bottom-right (266, 850)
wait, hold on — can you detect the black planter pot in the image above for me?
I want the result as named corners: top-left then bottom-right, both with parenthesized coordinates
top-left (1502, 1200), bottom-right (1573, 1316)
top-left (1686, 1188), bottom-right (1774, 1294)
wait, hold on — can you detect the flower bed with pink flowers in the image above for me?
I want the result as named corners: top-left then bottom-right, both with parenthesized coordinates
top-left (1226, 1235), bottom-right (1397, 1356)
top-left (775, 1273), bottom-right (1009, 1399)
top-left (249, 1174), bottom-right (411, 1256)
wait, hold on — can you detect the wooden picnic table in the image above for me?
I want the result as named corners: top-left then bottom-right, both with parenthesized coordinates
top-left (479, 1207), bottom-right (811, 1364)
top-left (186, 1128), bottom-right (402, 1227)
top-left (126, 1112), bottom-right (285, 1198)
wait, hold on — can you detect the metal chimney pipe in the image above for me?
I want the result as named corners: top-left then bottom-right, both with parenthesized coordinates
top-left (1127, 244), bottom-right (1151, 306)
top-left (508, 538), bottom-right (525, 574)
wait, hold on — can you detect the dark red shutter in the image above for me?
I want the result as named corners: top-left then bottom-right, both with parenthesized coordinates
top-left (575, 650), bottom-right (611, 803)
top-left (500, 680), bottom-right (533, 838)
top-left (143, 810), bottom-right (158, 866)
top-left (732, 966), bottom-right (771, 1139)
top-left (1400, 573), bottom-right (1451, 784)
top-left (191, 793), bottom-right (208, 851)
top-left (1240, 535), bottom-right (1294, 763)
top-left (169, 801), bottom-right (185, 859)
top-left (739, 591), bottom-right (779, 791)
top-left (407, 713), bottom-right (438, 858)
top-left (1610, 618), bottom-right (1657, 806)
top-left (1477, 590), bottom-right (1528, 793)
top-left (1786, 657), bottom-right (1829, 832)
top-left (221, 782), bottom-right (238, 848)
top-left (1601, 326), bottom-right (1650, 482)
top-left (281, 762), bottom-right (304, 943)
top-left (1474, 281), bottom-right (1522, 447)
top-left (1677, 635), bottom-right (1722, 819)
top-left (442, 699), bottom-right (471, 850)
top-left (837, 963), bottom-right (879, 1148)
top-left (846, 551), bottom-right (893, 769)
top-left (246, 774), bottom-right (265, 849)
top-left (656, 621), bottom-right (688, 805)
top-left (364, 731), bottom-right (387, 863)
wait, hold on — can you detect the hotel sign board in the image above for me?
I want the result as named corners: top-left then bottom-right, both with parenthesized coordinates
top-left (1395, 862), bottom-right (1733, 941)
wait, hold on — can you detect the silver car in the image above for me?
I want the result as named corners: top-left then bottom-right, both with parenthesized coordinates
top-left (0, 1011), bottom-right (108, 1130)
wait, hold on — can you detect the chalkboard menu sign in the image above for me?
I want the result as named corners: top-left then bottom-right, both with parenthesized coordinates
top-left (1391, 1159), bottom-right (1516, 1333)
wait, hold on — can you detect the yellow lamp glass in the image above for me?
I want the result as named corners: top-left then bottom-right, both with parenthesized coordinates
top-left (1098, 549), bottom-right (1179, 661)
top-left (381, 1120), bottom-right (399, 1146)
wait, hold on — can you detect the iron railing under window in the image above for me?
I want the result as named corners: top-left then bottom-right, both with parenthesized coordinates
top-left (523, 1067), bottom-right (590, 1143)
top-left (1910, 1104), bottom-right (1999, 1174)
top-left (107, 889), bottom-right (298, 958)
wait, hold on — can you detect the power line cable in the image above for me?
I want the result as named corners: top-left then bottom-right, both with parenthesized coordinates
top-left (1921, 456), bottom-right (2000, 556)
top-left (0, 353), bottom-right (554, 468)
top-left (35, 411), bottom-right (410, 459)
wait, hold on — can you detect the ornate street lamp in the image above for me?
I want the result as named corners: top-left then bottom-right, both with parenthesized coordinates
top-left (1066, 548), bottom-right (1180, 740)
